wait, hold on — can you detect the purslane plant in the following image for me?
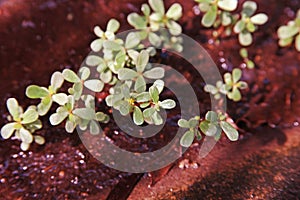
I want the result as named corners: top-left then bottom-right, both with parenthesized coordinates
top-left (1, 0), bottom-right (242, 151)
top-left (277, 9), bottom-right (300, 52)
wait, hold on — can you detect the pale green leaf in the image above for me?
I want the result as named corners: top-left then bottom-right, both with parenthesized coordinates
top-left (296, 34), bottom-right (300, 52)
top-left (218, 0), bottom-right (238, 11)
top-left (94, 26), bottom-right (104, 37)
top-left (166, 20), bottom-right (182, 36)
top-left (118, 68), bottom-right (138, 80)
top-left (136, 50), bottom-right (149, 72)
top-left (143, 107), bottom-right (155, 118)
top-left (100, 70), bottom-right (112, 83)
top-left (51, 72), bottom-right (64, 91)
top-left (125, 32), bottom-right (141, 49)
top-left (233, 20), bottom-right (245, 33)
top-left (52, 93), bottom-right (68, 105)
top-left (242, 1), bottom-right (257, 16)
top-left (180, 130), bottom-right (194, 147)
top-left (166, 3), bottom-right (182, 20)
top-left (103, 41), bottom-right (122, 51)
top-left (149, 0), bottom-right (165, 15)
top-left (62, 69), bottom-right (80, 83)
top-left (143, 67), bottom-right (165, 79)
top-left (20, 128), bottom-right (33, 143)
top-left (133, 107), bottom-right (144, 125)
top-left (37, 100), bottom-right (52, 116)
top-left (159, 99), bottom-right (176, 109)
top-left (106, 18), bottom-right (120, 33)
top-left (153, 80), bottom-right (164, 94)
top-left (220, 121), bottom-right (239, 141)
top-left (141, 4), bottom-right (150, 16)
top-left (20, 142), bottom-right (30, 151)
top-left (1, 122), bottom-right (17, 139)
top-left (89, 120), bottom-right (100, 135)
top-left (149, 86), bottom-right (159, 103)
top-left (232, 68), bottom-right (242, 83)
top-left (6, 98), bottom-right (20, 120)
top-left (73, 108), bottom-right (96, 120)
top-left (250, 13), bottom-right (268, 25)
top-left (84, 80), bottom-right (104, 92)
top-left (135, 75), bottom-right (146, 93)
top-left (22, 108), bottom-right (39, 124)
top-left (90, 39), bottom-right (103, 52)
top-left (136, 92), bottom-right (151, 102)
top-left (127, 13), bottom-right (147, 29)
top-left (79, 67), bottom-right (90, 81)
top-left (152, 111), bottom-right (163, 125)
top-left (86, 55), bottom-right (103, 67)
top-left (205, 111), bottom-right (218, 122)
top-left (178, 119), bottom-right (189, 128)
top-left (26, 85), bottom-right (49, 99)
top-left (65, 120), bottom-right (76, 133)
top-left (277, 25), bottom-right (299, 39)
top-left (49, 112), bottom-right (68, 125)
top-left (34, 135), bottom-right (45, 145)
top-left (149, 32), bottom-right (162, 47)
top-left (202, 6), bottom-right (217, 27)
top-left (239, 32), bottom-right (253, 46)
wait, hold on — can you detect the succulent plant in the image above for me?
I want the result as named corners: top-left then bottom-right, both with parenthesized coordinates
top-left (233, 1), bottom-right (268, 46)
top-left (179, 111), bottom-right (239, 148)
top-left (239, 48), bottom-right (255, 69)
top-left (195, 0), bottom-right (238, 28)
top-left (204, 68), bottom-right (248, 102)
top-left (277, 9), bottom-right (300, 52)
top-left (0, 98), bottom-right (44, 151)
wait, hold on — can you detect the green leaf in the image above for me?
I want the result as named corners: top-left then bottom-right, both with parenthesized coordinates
top-left (189, 118), bottom-right (199, 127)
top-left (246, 60), bottom-right (255, 69)
top-left (143, 67), bottom-right (165, 79)
top-left (239, 48), bottom-right (248, 58)
top-left (296, 34), bottom-right (300, 52)
top-left (65, 120), bottom-right (76, 133)
top-left (100, 70), bottom-right (112, 83)
top-left (202, 6), bottom-right (217, 27)
top-left (51, 72), bottom-right (64, 91)
top-left (84, 79), bottom-right (104, 92)
top-left (220, 121), bottom-right (239, 141)
top-left (52, 93), bottom-right (68, 105)
top-left (159, 99), bottom-right (176, 109)
top-left (149, 32), bottom-right (162, 47)
top-left (141, 4), bottom-right (150, 16)
top-left (34, 135), bottom-right (45, 145)
top-left (127, 13), bottom-right (147, 29)
top-left (143, 107), bottom-right (155, 118)
top-left (1, 122), bottom-right (17, 139)
top-left (204, 84), bottom-right (218, 94)
top-left (79, 67), bottom-right (90, 81)
top-left (198, 2), bottom-right (210, 12)
top-left (118, 68), bottom-right (138, 80)
top-left (20, 128), bottom-right (33, 143)
top-left (239, 32), bottom-right (253, 46)
top-left (135, 75), bottom-right (146, 93)
top-left (149, 86), bottom-right (159, 103)
top-left (136, 50), bottom-right (149, 72)
top-left (228, 87), bottom-right (242, 101)
top-left (6, 98), bottom-right (20, 120)
top-left (246, 22), bottom-right (256, 32)
top-left (166, 20), bottom-right (182, 36)
top-left (125, 32), bottom-right (141, 49)
top-left (26, 85), bottom-right (49, 99)
top-left (20, 142), bottom-right (30, 151)
top-left (90, 39), bottom-right (103, 52)
top-left (62, 69), bottom-right (80, 83)
top-left (94, 26), bottom-right (104, 37)
top-left (178, 119), bottom-right (190, 128)
top-left (205, 111), bottom-right (218, 122)
top-left (152, 111), bottom-right (163, 125)
top-left (180, 130), bottom-right (194, 147)
top-left (22, 108), bottom-right (39, 124)
top-left (221, 12), bottom-right (232, 26)
top-left (133, 107), bottom-right (144, 125)
top-left (149, 0), bottom-right (165, 15)
top-left (232, 68), bottom-right (242, 83)
top-left (237, 81), bottom-right (248, 89)
top-left (166, 3), bottom-right (182, 20)
top-left (224, 73), bottom-right (232, 85)
top-left (250, 13), bottom-right (268, 25)
top-left (73, 108), bottom-right (96, 120)
top-left (278, 37), bottom-right (293, 47)
top-left (106, 18), bottom-right (120, 33)
top-left (103, 41), bottom-right (122, 51)
top-left (218, 0), bottom-right (238, 11)
top-left (49, 111), bottom-right (68, 125)
top-left (37, 100), bottom-right (52, 116)
top-left (200, 121), bottom-right (220, 136)
top-left (86, 55), bottom-right (103, 67)
top-left (242, 1), bottom-right (257, 16)
top-left (277, 25), bottom-right (299, 39)
top-left (153, 80), bottom-right (164, 93)
top-left (89, 120), bottom-right (100, 135)
top-left (233, 20), bottom-right (245, 33)
top-left (136, 92), bottom-right (151, 102)
top-left (118, 101), bottom-right (131, 116)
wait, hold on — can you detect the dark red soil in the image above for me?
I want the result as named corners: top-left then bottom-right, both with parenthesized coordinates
top-left (0, 0), bottom-right (299, 199)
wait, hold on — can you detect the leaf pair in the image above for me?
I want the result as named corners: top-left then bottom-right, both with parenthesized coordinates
top-left (223, 68), bottom-right (248, 101)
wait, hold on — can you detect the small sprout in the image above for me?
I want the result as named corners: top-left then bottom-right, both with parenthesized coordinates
top-left (195, 0), bottom-right (238, 28)
top-left (205, 68), bottom-right (248, 102)
top-left (233, 1), bottom-right (268, 46)
top-left (91, 19), bottom-right (120, 52)
top-left (179, 111), bottom-right (239, 147)
top-left (277, 9), bottom-right (300, 52)
top-left (63, 67), bottom-right (104, 100)
top-left (1, 98), bottom-right (43, 151)
top-left (26, 72), bottom-right (64, 116)
top-left (239, 48), bottom-right (255, 69)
